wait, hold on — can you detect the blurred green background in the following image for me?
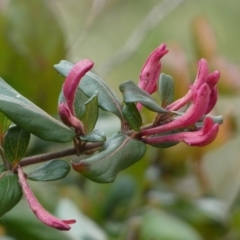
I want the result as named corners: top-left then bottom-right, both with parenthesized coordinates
top-left (1, 0), bottom-right (240, 239)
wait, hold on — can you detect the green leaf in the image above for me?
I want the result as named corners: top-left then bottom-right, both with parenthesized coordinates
top-left (81, 93), bottom-right (99, 133)
top-left (81, 72), bottom-right (123, 119)
top-left (122, 103), bottom-right (142, 131)
top-left (72, 133), bottom-right (146, 183)
top-left (0, 78), bottom-right (75, 143)
top-left (80, 129), bottom-right (106, 142)
top-left (0, 112), bottom-right (11, 145)
top-left (54, 60), bottom-right (73, 77)
top-left (0, 169), bottom-right (23, 217)
top-left (159, 73), bottom-right (174, 107)
top-left (27, 160), bottom-right (70, 181)
top-left (140, 209), bottom-right (203, 240)
top-left (119, 80), bottom-right (167, 113)
top-left (3, 126), bottom-right (30, 164)
top-left (54, 60), bottom-right (123, 119)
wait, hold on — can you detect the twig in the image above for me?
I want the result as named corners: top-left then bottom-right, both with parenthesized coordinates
top-left (19, 142), bottom-right (103, 167)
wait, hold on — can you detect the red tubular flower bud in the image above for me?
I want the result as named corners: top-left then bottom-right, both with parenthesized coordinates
top-left (138, 43), bottom-right (168, 94)
top-left (18, 166), bottom-right (76, 231)
top-left (137, 44), bottom-right (168, 111)
top-left (207, 70), bottom-right (220, 89)
top-left (141, 83), bottom-right (211, 136)
top-left (58, 102), bottom-right (84, 135)
top-left (143, 117), bottom-right (219, 147)
top-left (63, 59), bottom-right (94, 115)
top-left (205, 87), bottom-right (218, 114)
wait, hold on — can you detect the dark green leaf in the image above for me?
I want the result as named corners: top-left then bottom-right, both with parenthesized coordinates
top-left (122, 103), bottom-right (142, 131)
top-left (72, 133), bottom-right (146, 183)
top-left (0, 78), bottom-right (75, 143)
top-left (27, 160), bottom-right (70, 181)
top-left (80, 129), bottom-right (106, 142)
top-left (81, 93), bottom-right (99, 133)
top-left (0, 169), bottom-right (22, 217)
top-left (159, 73), bottom-right (174, 107)
top-left (119, 80), bottom-right (167, 113)
top-left (3, 126), bottom-right (30, 164)
top-left (80, 72), bottom-right (123, 119)
top-left (54, 60), bottom-right (123, 119)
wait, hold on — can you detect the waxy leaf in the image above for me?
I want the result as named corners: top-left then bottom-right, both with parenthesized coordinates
top-left (54, 60), bottom-right (123, 119)
top-left (159, 73), bottom-right (174, 107)
top-left (81, 93), bottom-right (98, 133)
top-left (3, 126), bottom-right (30, 164)
top-left (0, 78), bottom-right (75, 142)
top-left (122, 103), bottom-right (142, 131)
top-left (72, 133), bottom-right (146, 183)
top-left (119, 81), bottom-right (167, 113)
top-left (54, 60), bottom-right (73, 77)
top-left (0, 168), bottom-right (22, 216)
top-left (0, 112), bottom-right (11, 145)
top-left (27, 160), bottom-right (70, 181)
top-left (80, 129), bottom-right (106, 142)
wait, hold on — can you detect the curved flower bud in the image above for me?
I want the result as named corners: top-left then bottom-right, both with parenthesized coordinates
top-left (58, 102), bottom-right (84, 135)
top-left (167, 58), bottom-right (209, 111)
top-left (18, 166), bottom-right (76, 231)
top-left (207, 70), bottom-right (220, 89)
top-left (63, 59), bottom-right (94, 115)
top-left (138, 43), bottom-right (168, 94)
top-left (205, 87), bottom-right (218, 114)
top-left (141, 83), bottom-right (211, 136)
top-left (143, 117), bottom-right (219, 147)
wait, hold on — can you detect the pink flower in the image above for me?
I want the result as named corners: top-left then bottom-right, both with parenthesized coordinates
top-left (18, 166), bottom-right (76, 231)
top-left (143, 117), bottom-right (219, 147)
top-left (166, 59), bottom-right (220, 111)
top-left (58, 103), bottom-right (84, 135)
top-left (59, 59), bottom-right (94, 135)
top-left (137, 44), bottom-right (168, 110)
top-left (63, 59), bottom-right (94, 115)
top-left (141, 83), bottom-right (211, 136)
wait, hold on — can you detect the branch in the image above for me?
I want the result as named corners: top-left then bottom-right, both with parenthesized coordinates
top-left (98, 0), bottom-right (186, 78)
top-left (19, 142), bottom-right (103, 167)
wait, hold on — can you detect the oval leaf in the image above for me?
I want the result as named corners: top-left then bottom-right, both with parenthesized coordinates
top-left (119, 80), bottom-right (167, 113)
top-left (3, 125), bottom-right (30, 164)
top-left (0, 169), bottom-right (23, 217)
top-left (72, 133), bottom-right (146, 183)
top-left (80, 129), bottom-right (106, 142)
top-left (54, 60), bottom-right (123, 119)
top-left (122, 102), bottom-right (142, 131)
top-left (0, 78), bottom-right (75, 142)
top-left (159, 73), bottom-right (174, 107)
top-left (81, 93), bottom-right (99, 133)
top-left (27, 160), bottom-right (70, 181)
top-left (54, 60), bottom-right (73, 77)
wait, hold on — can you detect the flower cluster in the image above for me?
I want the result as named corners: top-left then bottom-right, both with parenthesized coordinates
top-left (138, 44), bottom-right (220, 146)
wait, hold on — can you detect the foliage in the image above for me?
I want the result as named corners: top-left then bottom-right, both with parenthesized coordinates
top-left (1, 0), bottom-right (240, 240)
